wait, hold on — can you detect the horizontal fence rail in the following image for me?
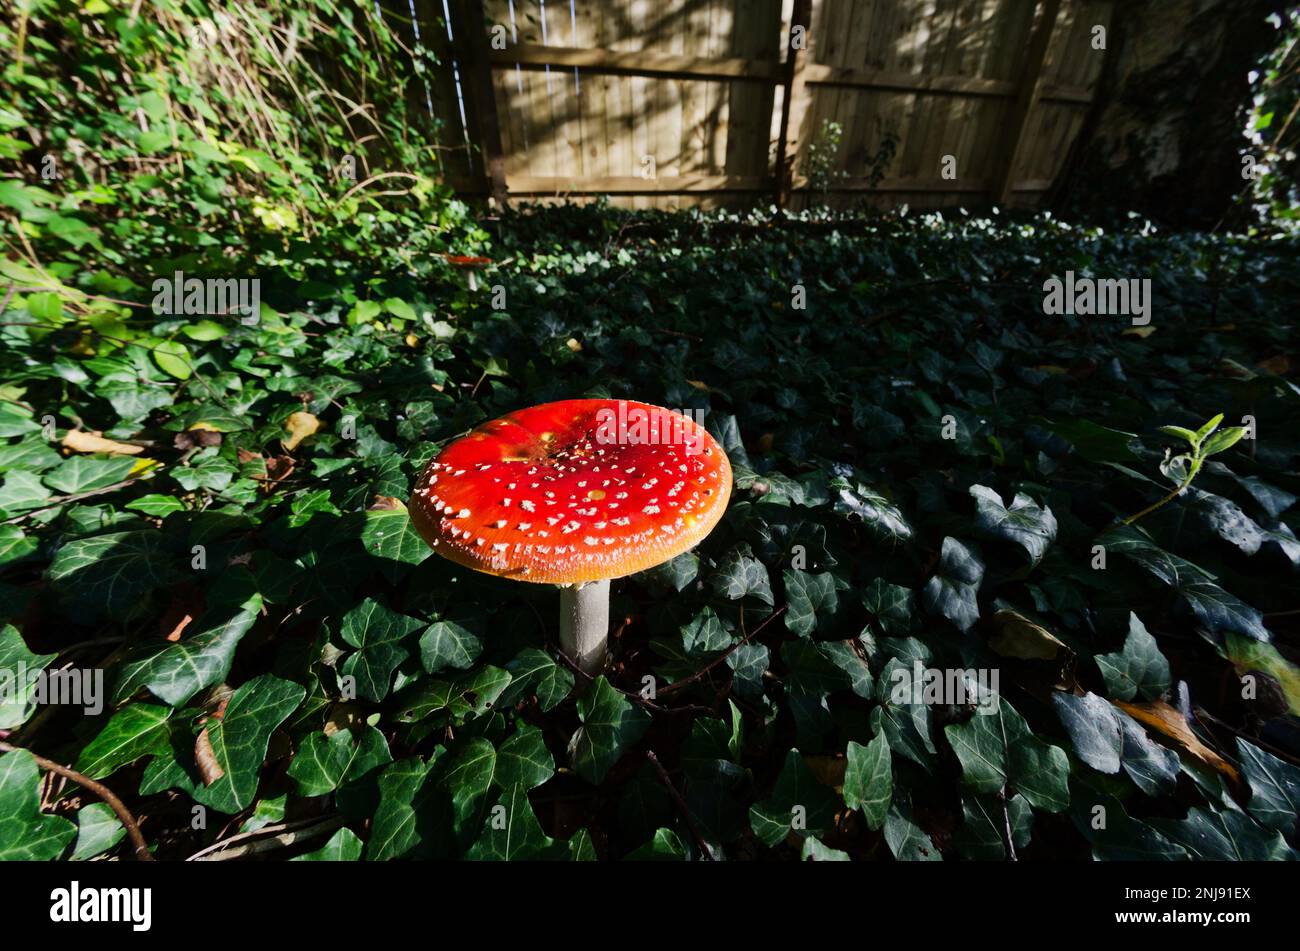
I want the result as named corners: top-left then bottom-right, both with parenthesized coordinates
top-left (392, 0), bottom-right (1114, 210)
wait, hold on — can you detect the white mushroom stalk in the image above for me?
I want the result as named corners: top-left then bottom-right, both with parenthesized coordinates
top-left (559, 580), bottom-right (611, 674)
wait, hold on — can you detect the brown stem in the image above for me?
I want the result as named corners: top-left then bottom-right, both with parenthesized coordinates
top-left (659, 605), bottom-right (788, 696)
top-left (646, 750), bottom-right (714, 861)
top-left (0, 740), bottom-right (154, 861)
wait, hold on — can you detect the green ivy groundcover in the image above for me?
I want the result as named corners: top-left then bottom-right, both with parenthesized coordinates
top-left (0, 209), bottom-right (1297, 875)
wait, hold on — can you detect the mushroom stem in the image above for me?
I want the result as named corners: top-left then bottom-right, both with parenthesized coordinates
top-left (559, 580), bottom-right (610, 674)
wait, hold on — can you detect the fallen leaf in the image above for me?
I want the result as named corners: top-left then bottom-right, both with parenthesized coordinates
top-left (565, 338), bottom-right (583, 352)
top-left (282, 411), bottom-right (320, 451)
top-left (61, 430), bottom-right (143, 456)
top-left (1257, 354), bottom-right (1290, 376)
top-left (804, 754), bottom-right (847, 792)
top-left (1113, 699), bottom-right (1239, 784)
top-left (1121, 326), bottom-right (1157, 338)
top-left (195, 694), bottom-right (231, 786)
top-left (368, 495), bottom-right (403, 511)
top-left (989, 609), bottom-right (1069, 660)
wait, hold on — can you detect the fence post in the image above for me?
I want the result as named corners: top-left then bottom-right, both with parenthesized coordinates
top-left (774, 0), bottom-right (813, 210)
top-left (452, 0), bottom-right (509, 207)
top-left (993, 0), bottom-right (1061, 206)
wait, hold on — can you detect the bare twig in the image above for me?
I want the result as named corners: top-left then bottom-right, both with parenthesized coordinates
top-left (553, 650), bottom-right (714, 717)
top-left (645, 750), bottom-right (714, 861)
top-left (2, 478), bottom-right (143, 524)
top-left (659, 605), bottom-right (788, 696)
top-left (187, 816), bottom-right (344, 861)
top-left (0, 740), bottom-right (154, 861)
top-left (997, 786), bottom-right (1018, 861)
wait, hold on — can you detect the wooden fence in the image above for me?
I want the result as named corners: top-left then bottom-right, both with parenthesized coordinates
top-left (387, 0), bottom-right (1115, 210)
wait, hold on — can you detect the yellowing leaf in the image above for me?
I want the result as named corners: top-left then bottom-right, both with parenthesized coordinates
top-left (1120, 326), bottom-right (1157, 338)
top-left (565, 338), bottom-right (583, 352)
top-left (282, 411), bottom-right (320, 451)
top-left (1113, 699), bottom-right (1239, 784)
top-left (989, 609), bottom-right (1069, 660)
top-left (62, 430), bottom-right (143, 456)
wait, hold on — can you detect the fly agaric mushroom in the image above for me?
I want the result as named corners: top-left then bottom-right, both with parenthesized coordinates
top-left (408, 399), bottom-right (731, 673)
top-left (444, 254), bottom-right (492, 291)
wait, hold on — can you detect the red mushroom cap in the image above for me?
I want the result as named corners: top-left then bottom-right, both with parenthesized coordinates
top-left (409, 399), bottom-right (732, 584)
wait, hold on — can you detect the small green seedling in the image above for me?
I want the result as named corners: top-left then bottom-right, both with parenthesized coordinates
top-left (1122, 413), bottom-right (1246, 525)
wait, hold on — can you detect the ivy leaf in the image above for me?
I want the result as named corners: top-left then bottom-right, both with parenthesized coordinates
top-left (498, 647), bottom-right (573, 712)
top-left (0, 525), bottom-right (39, 569)
top-left (953, 791), bottom-right (1031, 860)
top-left (419, 619), bottom-right (482, 674)
top-left (1177, 578), bottom-right (1270, 642)
top-left (75, 703), bottom-right (173, 779)
top-left (945, 697), bottom-right (1071, 811)
top-left (567, 676), bottom-right (650, 784)
top-left (872, 658), bottom-right (938, 771)
top-left (114, 594), bottom-right (263, 706)
top-left (397, 666), bottom-right (512, 723)
top-left (1036, 417), bottom-right (1139, 464)
top-left (748, 749), bottom-right (839, 847)
top-left (970, 484), bottom-right (1057, 565)
top-left (466, 783), bottom-right (556, 860)
top-left (360, 506), bottom-right (431, 579)
top-left (193, 674), bottom-right (305, 814)
top-left (1152, 807), bottom-right (1293, 860)
top-left (495, 723), bottom-right (555, 790)
top-left (339, 598), bottom-right (425, 701)
top-left (711, 547), bottom-right (774, 605)
top-left (819, 641), bottom-right (873, 699)
top-left (832, 481), bottom-right (913, 542)
top-left (801, 837), bottom-right (851, 861)
top-left (46, 529), bottom-right (178, 620)
top-left (1095, 612), bottom-right (1170, 701)
top-left (70, 802), bottom-right (126, 860)
top-left (367, 758), bottom-right (433, 861)
top-left (0, 624), bottom-right (55, 730)
top-left (782, 640), bottom-right (852, 699)
top-left (1116, 711), bottom-right (1180, 796)
top-left (1236, 738), bottom-right (1300, 833)
top-left (0, 749), bottom-right (77, 860)
top-left (0, 471), bottom-right (52, 514)
top-left (438, 738), bottom-right (496, 843)
top-left (922, 537), bottom-right (984, 631)
top-left (783, 569), bottom-right (839, 637)
top-left (678, 606), bottom-right (732, 656)
top-left (883, 801), bottom-right (941, 861)
top-left (862, 578), bottom-right (914, 636)
top-left (291, 827), bottom-right (364, 861)
top-left (42, 455), bottom-right (139, 494)
top-left (1052, 691), bottom-right (1124, 775)
top-left (287, 726), bottom-right (392, 797)
top-left (843, 733), bottom-right (891, 830)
